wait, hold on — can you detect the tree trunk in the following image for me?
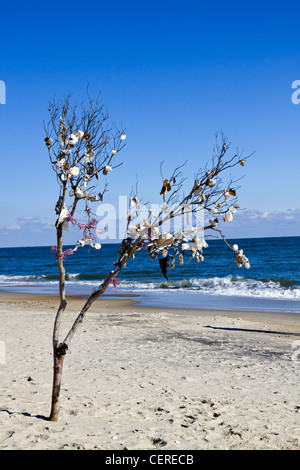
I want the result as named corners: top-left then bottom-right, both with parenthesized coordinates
top-left (48, 219), bottom-right (67, 421)
top-left (48, 347), bottom-right (67, 421)
top-left (47, 269), bottom-right (120, 421)
top-left (48, 237), bottom-right (139, 421)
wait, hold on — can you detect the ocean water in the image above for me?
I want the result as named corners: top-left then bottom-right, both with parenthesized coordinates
top-left (0, 236), bottom-right (300, 313)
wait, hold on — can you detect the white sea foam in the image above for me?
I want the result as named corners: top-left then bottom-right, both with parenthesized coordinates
top-left (0, 274), bottom-right (299, 301)
top-left (66, 273), bottom-right (80, 279)
top-left (117, 276), bottom-right (300, 301)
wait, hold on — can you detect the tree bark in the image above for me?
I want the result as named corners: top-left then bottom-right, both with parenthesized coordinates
top-left (48, 345), bottom-right (67, 421)
top-left (49, 216), bottom-right (67, 421)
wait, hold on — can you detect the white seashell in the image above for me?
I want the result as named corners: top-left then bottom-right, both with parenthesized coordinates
top-left (224, 212), bottom-right (233, 222)
top-left (67, 134), bottom-right (78, 146)
top-left (57, 207), bottom-right (69, 225)
top-left (56, 158), bottom-right (65, 167)
top-left (209, 218), bottom-right (218, 227)
top-left (60, 173), bottom-right (67, 181)
top-left (244, 260), bottom-right (250, 269)
top-left (224, 191), bottom-right (230, 202)
top-left (75, 187), bottom-right (84, 198)
top-left (105, 165), bottom-right (112, 172)
top-left (82, 153), bottom-right (94, 164)
top-left (62, 220), bottom-right (69, 231)
top-left (69, 189), bottom-right (74, 197)
top-left (75, 130), bottom-right (84, 139)
top-left (210, 208), bottom-right (218, 214)
top-left (111, 149), bottom-right (117, 155)
top-left (120, 133), bottom-right (126, 140)
top-left (232, 244), bottom-right (239, 252)
top-left (181, 243), bottom-right (190, 251)
top-left (94, 243), bottom-right (101, 250)
top-left (69, 166), bottom-right (80, 177)
top-left (162, 232), bottom-right (172, 240)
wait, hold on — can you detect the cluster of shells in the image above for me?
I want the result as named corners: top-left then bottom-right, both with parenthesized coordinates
top-left (45, 121), bottom-right (125, 254)
top-left (122, 183), bottom-right (250, 279)
top-left (118, 229), bottom-right (208, 279)
top-left (45, 122), bottom-right (126, 204)
top-left (232, 244), bottom-right (250, 269)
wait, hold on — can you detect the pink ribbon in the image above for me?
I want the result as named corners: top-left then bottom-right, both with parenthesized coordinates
top-left (78, 219), bottom-right (108, 239)
top-left (78, 218), bottom-right (98, 238)
top-left (112, 277), bottom-right (121, 289)
top-left (65, 213), bottom-right (77, 225)
top-left (51, 246), bottom-right (73, 260)
top-left (107, 272), bottom-right (121, 289)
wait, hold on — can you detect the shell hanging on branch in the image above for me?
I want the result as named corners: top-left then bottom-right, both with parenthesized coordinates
top-left (103, 165), bottom-right (112, 175)
top-left (156, 233), bottom-right (174, 247)
top-left (82, 149), bottom-right (94, 163)
top-left (209, 218), bottom-right (218, 227)
top-left (160, 179), bottom-right (171, 195)
top-left (67, 134), bottom-right (78, 147)
top-left (69, 166), bottom-right (80, 177)
top-left (87, 162), bottom-right (95, 175)
top-left (207, 179), bottom-right (216, 188)
top-left (75, 130), bottom-right (85, 139)
top-left (223, 212), bottom-right (233, 222)
top-left (44, 137), bottom-right (53, 147)
top-left (83, 132), bottom-right (91, 142)
top-left (75, 187), bottom-right (84, 198)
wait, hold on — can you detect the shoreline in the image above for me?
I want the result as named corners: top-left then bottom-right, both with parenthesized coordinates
top-left (1, 289), bottom-right (300, 333)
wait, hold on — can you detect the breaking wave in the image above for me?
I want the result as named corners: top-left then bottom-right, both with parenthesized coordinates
top-left (118, 276), bottom-right (300, 300)
top-left (0, 274), bottom-right (299, 301)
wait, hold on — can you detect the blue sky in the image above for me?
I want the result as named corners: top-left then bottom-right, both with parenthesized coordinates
top-left (0, 0), bottom-right (299, 246)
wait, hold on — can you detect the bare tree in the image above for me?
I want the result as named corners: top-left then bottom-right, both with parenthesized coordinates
top-left (122, 134), bottom-right (252, 280)
top-left (45, 95), bottom-right (251, 422)
top-left (44, 94), bottom-right (126, 421)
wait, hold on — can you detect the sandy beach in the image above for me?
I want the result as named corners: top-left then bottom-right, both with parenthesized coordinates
top-left (0, 290), bottom-right (300, 450)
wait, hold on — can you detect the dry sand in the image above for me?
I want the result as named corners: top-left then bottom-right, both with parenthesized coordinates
top-left (0, 290), bottom-right (300, 450)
